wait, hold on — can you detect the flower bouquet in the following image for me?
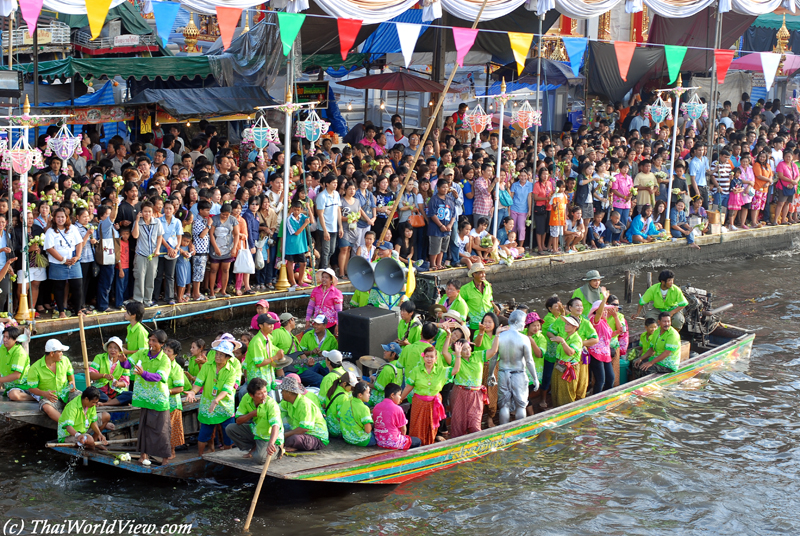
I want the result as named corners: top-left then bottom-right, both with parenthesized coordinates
top-left (112, 176), bottom-right (124, 192)
top-left (29, 235), bottom-right (48, 267)
top-left (346, 211), bottom-right (359, 230)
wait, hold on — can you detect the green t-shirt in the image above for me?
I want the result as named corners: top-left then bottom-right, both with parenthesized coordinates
top-left (571, 287), bottom-right (596, 319)
top-left (57, 396), bottom-right (97, 441)
top-left (399, 339), bottom-right (434, 371)
top-left (129, 349), bottom-right (171, 412)
top-left (237, 393), bottom-right (258, 435)
top-left (299, 329), bottom-right (338, 374)
top-left (648, 327), bottom-right (682, 371)
top-left (319, 368), bottom-right (345, 407)
top-left (639, 330), bottom-right (657, 354)
top-left (473, 331), bottom-right (495, 352)
top-left (187, 355), bottom-right (204, 379)
top-left (254, 396), bottom-right (284, 444)
top-left (542, 312), bottom-right (561, 363)
top-left (454, 350), bottom-right (487, 388)
top-left (0, 344), bottom-right (30, 391)
top-left (27, 357), bottom-right (74, 401)
top-left (339, 396), bottom-right (374, 446)
top-left (640, 283), bottom-right (689, 312)
top-left (126, 322), bottom-right (149, 353)
top-left (556, 332), bottom-right (584, 364)
top-left (287, 393), bottom-right (329, 445)
top-left (460, 280), bottom-right (494, 328)
top-left (528, 330), bottom-right (548, 383)
top-left (324, 387), bottom-right (348, 437)
top-left (194, 360), bottom-right (237, 424)
top-left (244, 331), bottom-right (278, 390)
top-left (270, 327), bottom-right (301, 354)
top-left (398, 318), bottom-right (422, 345)
top-left (548, 316), bottom-right (598, 343)
top-left (406, 363), bottom-right (454, 397)
top-left (89, 353), bottom-right (131, 394)
top-left (369, 362), bottom-right (403, 406)
top-left (437, 294), bottom-right (470, 324)
top-left (167, 360), bottom-right (184, 412)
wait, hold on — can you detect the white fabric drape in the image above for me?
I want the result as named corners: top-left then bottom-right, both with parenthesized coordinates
top-left (440, 0), bottom-right (527, 21)
top-left (42, 0), bottom-right (126, 14)
top-left (554, 0), bottom-right (621, 19)
top-left (300, 0), bottom-right (418, 23)
top-left (642, 0), bottom-right (715, 17)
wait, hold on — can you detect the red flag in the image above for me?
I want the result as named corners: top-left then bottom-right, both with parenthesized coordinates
top-left (216, 6), bottom-right (242, 50)
top-left (614, 41), bottom-right (636, 82)
top-left (715, 49), bottom-right (735, 84)
top-left (338, 18), bottom-right (362, 61)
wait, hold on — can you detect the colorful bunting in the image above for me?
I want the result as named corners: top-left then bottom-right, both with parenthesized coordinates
top-left (338, 18), bottom-right (362, 61)
top-left (19, 0), bottom-right (43, 34)
top-left (613, 41), bottom-right (636, 82)
top-left (452, 27), bottom-right (478, 67)
top-left (152, 1), bottom-right (180, 48)
top-left (277, 12), bottom-right (305, 56)
top-left (396, 22), bottom-right (422, 68)
top-left (216, 6), bottom-right (242, 50)
top-left (562, 37), bottom-right (587, 78)
top-left (663, 45), bottom-right (687, 84)
top-left (714, 49), bottom-right (735, 84)
top-left (508, 32), bottom-right (534, 75)
top-left (760, 52), bottom-right (782, 92)
top-left (86, 0), bottom-right (113, 40)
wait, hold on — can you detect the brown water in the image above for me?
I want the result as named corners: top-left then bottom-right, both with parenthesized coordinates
top-left (3, 252), bottom-right (800, 535)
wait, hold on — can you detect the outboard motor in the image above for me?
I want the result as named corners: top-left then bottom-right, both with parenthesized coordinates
top-left (682, 286), bottom-right (733, 347)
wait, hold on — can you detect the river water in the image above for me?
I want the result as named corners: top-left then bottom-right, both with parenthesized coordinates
top-left (2, 252), bottom-right (799, 535)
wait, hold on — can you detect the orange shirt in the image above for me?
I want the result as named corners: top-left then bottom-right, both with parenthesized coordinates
top-left (119, 239), bottom-right (130, 269)
top-left (753, 162), bottom-right (773, 192)
top-left (549, 193), bottom-right (567, 226)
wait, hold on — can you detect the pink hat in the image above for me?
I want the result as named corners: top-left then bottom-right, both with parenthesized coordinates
top-left (256, 299), bottom-right (270, 309)
top-left (525, 312), bottom-right (541, 326)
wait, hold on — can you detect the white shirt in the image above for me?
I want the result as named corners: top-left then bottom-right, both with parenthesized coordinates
top-left (316, 189), bottom-right (341, 233)
top-left (771, 149), bottom-right (783, 172)
top-left (44, 226), bottom-right (83, 265)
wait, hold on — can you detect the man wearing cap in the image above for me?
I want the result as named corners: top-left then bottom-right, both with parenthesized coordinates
top-left (27, 339), bottom-right (80, 422)
top-left (368, 342), bottom-right (404, 406)
top-left (250, 299), bottom-right (270, 330)
top-left (245, 314), bottom-right (284, 393)
top-left (298, 315), bottom-right (338, 388)
top-left (271, 313), bottom-right (302, 357)
top-left (460, 262), bottom-right (499, 330)
top-left (636, 269), bottom-right (688, 330)
top-left (227, 377), bottom-right (284, 463)
top-left (572, 270), bottom-right (606, 317)
top-left (280, 375), bottom-right (329, 451)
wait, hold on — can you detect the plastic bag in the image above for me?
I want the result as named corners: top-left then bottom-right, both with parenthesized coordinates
top-left (234, 248), bottom-right (256, 274)
top-left (254, 238), bottom-right (267, 270)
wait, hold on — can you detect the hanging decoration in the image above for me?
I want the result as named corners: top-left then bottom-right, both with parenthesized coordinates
top-left (562, 37), bottom-right (588, 78)
top-left (663, 45), bottom-right (687, 84)
top-left (613, 41), bottom-right (636, 82)
top-left (3, 136), bottom-right (41, 175)
top-left (714, 49), bottom-right (735, 84)
top-left (680, 93), bottom-right (707, 134)
top-left (86, 0), bottom-right (114, 39)
top-left (645, 92), bottom-right (672, 135)
top-left (19, 0), bottom-right (44, 34)
top-left (243, 114), bottom-right (279, 162)
top-left (45, 123), bottom-right (82, 160)
top-left (508, 32), bottom-right (534, 75)
top-left (512, 100), bottom-right (541, 142)
top-left (338, 18), bottom-right (362, 61)
top-left (152, 1), bottom-right (181, 47)
top-left (464, 103), bottom-right (492, 140)
top-left (452, 27), bottom-right (478, 67)
top-left (760, 52), bottom-right (782, 92)
top-left (295, 107), bottom-right (331, 143)
top-left (396, 22), bottom-right (422, 68)
top-left (277, 12), bottom-right (306, 56)
top-left (216, 6), bottom-right (243, 50)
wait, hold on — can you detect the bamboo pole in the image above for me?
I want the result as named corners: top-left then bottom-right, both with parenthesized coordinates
top-left (377, 0), bottom-right (494, 246)
top-left (46, 438), bottom-right (138, 448)
top-left (242, 454), bottom-right (274, 532)
top-left (78, 314), bottom-right (90, 389)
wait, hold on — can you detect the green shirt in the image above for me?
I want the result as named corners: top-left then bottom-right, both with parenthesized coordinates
top-left (0, 344), bottom-right (30, 391)
top-left (254, 396), bottom-right (284, 444)
top-left (129, 349), bottom-right (171, 412)
top-left (648, 327), bottom-right (682, 371)
top-left (339, 396), bottom-right (373, 446)
top-left (286, 393), bottom-right (329, 445)
top-left (167, 360), bottom-right (184, 412)
top-left (126, 322), bottom-right (149, 353)
top-left (639, 331), bottom-right (657, 354)
top-left (237, 393), bottom-right (258, 435)
top-left (244, 331), bottom-right (278, 390)
top-left (398, 318), bottom-right (422, 344)
top-left (640, 283), bottom-right (689, 312)
top-left (270, 327), bottom-right (301, 354)
top-left (187, 355), bottom-right (204, 379)
top-left (460, 280), bottom-right (494, 328)
top-left (369, 362), bottom-right (403, 406)
top-left (27, 357), bottom-right (74, 401)
top-left (454, 350), bottom-right (487, 388)
top-left (473, 332), bottom-right (495, 352)
top-left (406, 363), bottom-right (454, 397)
top-left (324, 387), bottom-right (348, 437)
top-left (399, 339), bottom-right (434, 371)
top-left (542, 312), bottom-right (561, 363)
top-left (548, 316), bottom-right (598, 343)
top-left (298, 329), bottom-right (338, 374)
top-left (528, 330), bottom-right (548, 383)
top-left (57, 396), bottom-right (97, 441)
top-left (319, 368), bottom-right (346, 407)
top-left (89, 353), bottom-right (131, 394)
top-left (556, 332), bottom-right (584, 364)
top-left (194, 360), bottom-right (237, 424)
top-left (437, 294), bottom-right (470, 323)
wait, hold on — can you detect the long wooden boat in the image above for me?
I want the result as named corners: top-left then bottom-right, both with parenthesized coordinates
top-left (204, 324), bottom-right (754, 484)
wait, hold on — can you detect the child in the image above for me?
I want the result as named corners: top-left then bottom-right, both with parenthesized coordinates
top-left (184, 338), bottom-right (207, 386)
top-left (470, 216), bottom-right (498, 263)
top-left (285, 200), bottom-right (310, 291)
top-left (603, 210), bottom-right (624, 246)
top-left (499, 230), bottom-right (520, 259)
top-left (689, 195), bottom-right (709, 235)
top-left (397, 301), bottom-right (421, 346)
top-left (371, 382), bottom-right (420, 450)
top-left (191, 200), bottom-right (212, 301)
top-left (549, 180), bottom-right (567, 253)
top-left (565, 177), bottom-right (576, 205)
top-left (250, 299), bottom-right (270, 330)
top-left (164, 339), bottom-right (185, 460)
top-left (115, 227), bottom-right (131, 309)
top-left (176, 234), bottom-right (194, 303)
top-left (123, 301), bottom-right (148, 355)
top-left (639, 317), bottom-right (658, 354)
top-left (587, 212), bottom-right (607, 249)
top-left (454, 219), bottom-right (478, 268)
top-left (339, 381), bottom-right (376, 446)
top-left (726, 167), bottom-right (745, 231)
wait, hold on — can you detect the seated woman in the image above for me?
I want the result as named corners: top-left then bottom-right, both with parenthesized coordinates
top-left (469, 217), bottom-right (498, 263)
top-left (563, 206), bottom-right (585, 253)
top-left (91, 336), bottom-right (133, 406)
top-left (0, 327), bottom-right (31, 401)
top-left (624, 204), bottom-right (661, 244)
top-left (56, 386), bottom-right (110, 449)
top-left (670, 199), bottom-right (700, 250)
top-left (280, 375), bottom-right (329, 452)
top-left (323, 370), bottom-right (357, 437)
top-left (339, 381), bottom-right (376, 446)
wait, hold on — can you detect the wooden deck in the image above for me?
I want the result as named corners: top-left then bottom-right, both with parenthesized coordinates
top-left (204, 440), bottom-right (387, 478)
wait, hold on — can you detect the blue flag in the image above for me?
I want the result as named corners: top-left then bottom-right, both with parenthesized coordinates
top-left (152, 1), bottom-right (181, 48)
top-left (562, 37), bottom-right (588, 78)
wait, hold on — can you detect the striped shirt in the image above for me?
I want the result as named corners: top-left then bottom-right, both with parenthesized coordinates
top-left (134, 220), bottom-right (164, 257)
top-left (711, 159), bottom-right (732, 194)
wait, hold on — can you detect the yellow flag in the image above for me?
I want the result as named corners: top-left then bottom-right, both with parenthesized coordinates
top-left (86, 0), bottom-right (114, 40)
top-left (404, 258), bottom-right (416, 299)
top-left (508, 32), bottom-right (534, 75)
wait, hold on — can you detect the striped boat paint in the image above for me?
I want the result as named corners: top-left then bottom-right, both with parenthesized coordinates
top-left (283, 333), bottom-right (754, 484)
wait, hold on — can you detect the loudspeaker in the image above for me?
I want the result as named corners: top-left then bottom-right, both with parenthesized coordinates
top-left (338, 306), bottom-right (398, 359)
top-left (347, 256), bottom-right (375, 292)
top-left (374, 257), bottom-right (408, 296)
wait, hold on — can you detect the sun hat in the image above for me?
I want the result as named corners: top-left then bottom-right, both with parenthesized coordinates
top-left (451, 323), bottom-right (470, 341)
top-left (45, 339), bottom-right (69, 352)
top-left (582, 269), bottom-right (603, 281)
top-left (322, 349), bottom-right (343, 364)
top-left (212, 333), bottom-right (242, 351)
top-left (441, 310), bottom-right (464, 323)
top-left (564, 316), bottom-right (580, 328)
top-left (525, 312), bottom-right (542, 326)
top-left (589, 300), bottom-right (605, 316)
top-left (468, 262), bottom-right (486, 277)
top-left (279, 375), bottom-right (307, 395)
top-left (104, 336), bottom-right (124, 353)
top-left (317, 267), bottom-right (338, 285)
top-left (211, 340), bottom-right (235, 357)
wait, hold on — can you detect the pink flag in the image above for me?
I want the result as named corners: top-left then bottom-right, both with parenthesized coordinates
top-left (452, 27), bottom-right (478, 67)
top-left (19, 0), bottom-right (44, 34)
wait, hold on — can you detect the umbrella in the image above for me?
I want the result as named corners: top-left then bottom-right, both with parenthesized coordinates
top-left (338, 72), bottom-right (458, 93)
top-left (519, 57), bottom-right (584, 86)
top-left (730, 53), bottom-right (800, 76)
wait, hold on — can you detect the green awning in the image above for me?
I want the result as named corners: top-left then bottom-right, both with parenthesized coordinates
top-left (752, 14), bottom-right (800, 31)
top-left (0, 56), bottom-right (212, 81)
top-left (54, 2), bottom-right (154, 35)
top-left (302, 53), bottom-right (367, 71)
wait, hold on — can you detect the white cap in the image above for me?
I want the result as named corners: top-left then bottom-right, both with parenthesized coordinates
top-left (343, 370), bottom-right (358, 387)
top-left (312, 314), bottom-right (327, 325)
top-left (45, 339), bottom-right (69, 352)
top-left (322, 350), bottom-right (343, 364)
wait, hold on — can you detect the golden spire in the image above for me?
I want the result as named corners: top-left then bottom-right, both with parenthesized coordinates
top-left (183, 13), bottom-right (199, 53)
top-left (501, 77), bottom-right (506, 94)
top-left (775, 14), bottom-right (790, 54)
top-left (23, 94), bottom-right (30, 115)
top-left (677, 73), bottom-right (683, 87)
top-left (243, 11), bottom-right (250, 33)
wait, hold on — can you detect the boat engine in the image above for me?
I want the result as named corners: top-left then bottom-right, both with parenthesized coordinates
top-left (682, 286), bottom-right (733, 347)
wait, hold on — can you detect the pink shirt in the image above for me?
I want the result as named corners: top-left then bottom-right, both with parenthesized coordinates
top-left (612, 173), bottom-right (633, 209)
top-left (372, 399), bottom-right (411, 450)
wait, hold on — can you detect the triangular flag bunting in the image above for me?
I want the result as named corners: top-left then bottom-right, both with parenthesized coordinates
top-left (452, 27), bottom-right (478, 67)
top-left (562, 37), bottom-right (587, 78)
top-left (614, 41), bottom-right (636, 82)
top-left (714, 49), bottom-right (735, 84)
top-left (216, 6), bottom-right (242, 50)
top-left (86, 0), bottom-right (113, 40)
top-left (760, 52), bottom-right (782, 92)
top-left (19, 0), bottom-right (43, 34)
top-left (396, 23), bottom-right (422, 68)
top-left (663, 45), bottom-right (687, 84)
top-left (508, 32), bottom-right (534, 75)
top-left (277, 12), bottom-right (305, 56)
top-left (338, 18), bottom-right (362, 61)
top-left (151, 1), bottom-right (180, 48)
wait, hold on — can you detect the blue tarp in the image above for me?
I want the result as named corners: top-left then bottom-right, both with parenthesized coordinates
top-left (360, 10), bottom-right (432, 61)
top-left (38, 80), bottom-right (116, 107)
top-left (477, 81), bottom-right (561, 95)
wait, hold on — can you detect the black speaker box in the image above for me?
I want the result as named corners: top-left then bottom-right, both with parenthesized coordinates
top-left (338, 306), bottom-right (398, 359)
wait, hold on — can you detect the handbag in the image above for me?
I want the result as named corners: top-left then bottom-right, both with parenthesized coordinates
top-left (534, 204), bottom-right (547, 216)
top-left (499, 188), bottom-right (513, 208)
top-left (93, 221), bottom-right (115, 266)
top-left (408, 212), bottom-right (426, 228)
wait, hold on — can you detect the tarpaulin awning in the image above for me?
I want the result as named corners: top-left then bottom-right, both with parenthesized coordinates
top-left (752, 13), bottom-right (800, 30)
top-left (588, 41), bottom-right (664, 103)
top-left (124, 86), bottom-right (277, 119)
top-left (303, 54), bottom-right (368, 71)
top-left (0, 57), bottom-right (212, 81)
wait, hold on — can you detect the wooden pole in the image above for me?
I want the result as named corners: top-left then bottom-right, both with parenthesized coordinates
top-left (377, 0), bottom-right (493, 246)
top-left (78, 314), bottom-right (90, 389)
top-left (242, 454), bottom-right (274, 532)
top-left (624, 270), bottom-right (634, 304)
top-left (646, 272), bottom-right (652, 289)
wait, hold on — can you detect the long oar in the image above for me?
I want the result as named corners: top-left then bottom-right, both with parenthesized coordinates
top-left (242, 454), bottom-right (273, 532)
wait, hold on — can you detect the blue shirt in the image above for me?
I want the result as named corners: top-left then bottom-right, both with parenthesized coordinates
top-left (462, 180), bottom-right (473, 216)
top-left (158, 215), bottom-right (183, 254)
top-left (510, 181), bottom-right (533, 213)
top-left (75, 224), bottom-right (95, 263)
top-left (427, 194), bottom-right (456, 237)
top-left (688, 156), bottom-right (708, 187)
top-left (285, 213), bottom-right (309, 255)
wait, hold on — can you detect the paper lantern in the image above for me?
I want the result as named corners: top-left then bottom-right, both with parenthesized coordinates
top-left (295, 108), bottom-right (330, 143)
top-left (464, 104), bottom-right (492, 137)
top-left (3, 135), bottom-right (42, 174)
top-left (512, 100), bottom-right (542, 141)
top-left (645, 93), bottom-right (673, 135)
top-left (46, 124), bottom-right (82, 160)
top-left (680, 93), bottom-right (707, 135)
